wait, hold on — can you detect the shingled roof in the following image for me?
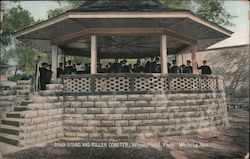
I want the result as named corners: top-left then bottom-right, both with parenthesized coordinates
top-left (68, 0), bottom-right (187, 12)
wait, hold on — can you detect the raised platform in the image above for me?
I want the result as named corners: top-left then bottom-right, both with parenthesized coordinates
top-left (0, 74), bottom-right (228, 146)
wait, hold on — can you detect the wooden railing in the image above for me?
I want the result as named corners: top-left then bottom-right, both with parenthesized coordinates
top-left (60, 73), bottom-right (224, 94)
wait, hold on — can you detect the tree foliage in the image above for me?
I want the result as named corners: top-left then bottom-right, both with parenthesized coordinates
top-left (2, 5), bottom-right (35, 46)
top-left (1, 4), bottom-right (49, 79)
top-left (161, 0), bottom-right (235, 26)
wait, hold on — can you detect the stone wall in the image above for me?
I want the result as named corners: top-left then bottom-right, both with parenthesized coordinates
top-left (63, 93), bottom-right (228, 140)
top-left (0, 81), bottom-right (228, 146)
top-left (0, 93), bottom-right (17, 120)
top-left (16, 84), bottom-right (64, 146)
top-left (0, 80), bottom-right (32, 121)
top-left (16, 95), bottom-right (64, 146)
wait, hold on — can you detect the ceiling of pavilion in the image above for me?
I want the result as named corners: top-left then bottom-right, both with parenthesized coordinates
top-left (14, 0), bottom-right (233, 59)
top-left (61, 36), bottom-right (189, 58)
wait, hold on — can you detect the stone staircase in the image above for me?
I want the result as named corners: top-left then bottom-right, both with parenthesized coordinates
top-left (0, 80), bottom-right (33, 146)
top-left (0, 79), bottom-right (64, 147)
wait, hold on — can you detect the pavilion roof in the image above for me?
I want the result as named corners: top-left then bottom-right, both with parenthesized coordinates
top-left (13, 0), bottom-right (233, 59)
top-left (69, 0), bottom-right (186, 12)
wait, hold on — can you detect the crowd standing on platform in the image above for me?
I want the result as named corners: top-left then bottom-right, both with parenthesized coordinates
top-left (39, 57), bottom-right (212, 90)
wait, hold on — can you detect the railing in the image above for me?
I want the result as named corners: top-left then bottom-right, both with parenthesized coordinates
top-left (60, 73), bottom-right (224, 94)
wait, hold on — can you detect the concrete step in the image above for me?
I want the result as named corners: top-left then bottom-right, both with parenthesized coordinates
top-left (17, 80), bottom-right (32, 86)
top-left (46, 84), bottom-right (63, 90)
top-left (0, 124), bottom-right (19, 135)
top-left (0, 90), bottom-right (17, 96)
top-left (1, 118), bottom-right (21, 127)
top-left (0, 132), bottom-right (19, 146)
top-left (18, 95), bottom-right (32, 100)
top-left (12, 85), bottom-right (32, 91)
top-left (16, 90), bottom-right (30, 96)
top-left (20, 100), bottom-right (33, 106)
top-left (6, 112), bottom-right (21, 118)
top-left (0, 101), bottom-right (13, 107)
top-left (14, 106), bottom-right (27, 112)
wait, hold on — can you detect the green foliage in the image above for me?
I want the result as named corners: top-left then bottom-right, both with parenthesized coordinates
top-left (2, 4), bottom-right (35, 46)
top-left (1, 4), bottom-right (49, 79)
top-left (65, 56), bottom-right (90, 65)
top-left (160, 0), bottom-right (192, 10)
top-left (47, 8), bottom-right (66, 18)
top-left (195, 0), bottom-right (235, 26)
top-left (55, 0), bottom-right (83, 8)
top-left (47, 0), bottom-right (83, 18)
top-left (161, 0), bottom-right (235, 26)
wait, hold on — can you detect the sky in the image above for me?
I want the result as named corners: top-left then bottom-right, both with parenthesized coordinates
top-left (3, 0), bottom-right (250, 49)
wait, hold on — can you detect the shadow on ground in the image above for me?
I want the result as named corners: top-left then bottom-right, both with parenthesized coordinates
top-left (4, 146), bottom-right (174, 159)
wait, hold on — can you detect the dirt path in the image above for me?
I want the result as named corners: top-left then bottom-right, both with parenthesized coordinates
top-left (3, 110), bottom-right (249, 159)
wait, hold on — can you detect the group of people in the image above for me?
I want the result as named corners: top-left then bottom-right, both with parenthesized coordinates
top-left (167, 59), bottom-right (211, 74)
top-left (56, 58), bottom-right (211, 75)
top-left (39, 58), bottom-right (211, 90)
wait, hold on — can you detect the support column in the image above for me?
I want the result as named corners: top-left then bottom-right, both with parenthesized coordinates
top-left (91, 35), bottom-right (97, 74)
top-left (160, 35), bottom-right (168, 74)
top-left (61, 53), bottom-right (66, 68)
top-left (192, 45), bottom-right (198, 74)
top-left (176, 54), bottom-right (183, 66)
top-left (51, 45), bottom-right (58, 79)
top-left (0, 10), bottom-right (3, 34)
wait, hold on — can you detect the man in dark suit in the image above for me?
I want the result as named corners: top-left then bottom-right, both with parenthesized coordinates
top-left (170, 60), bottom-right (181, 73)
top-left (39, 63), bottom-right (48, 90)
top-left (183, 60), bottom-right (193, 74)
top-left (64, 60), bottom-right (74, 74)
top-left (57, 63), bottom-right (64, 78)
top-left (197, 60), bottom-right (212, 74)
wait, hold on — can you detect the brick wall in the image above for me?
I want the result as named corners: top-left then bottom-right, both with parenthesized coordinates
top-left (18, 95), bottom-right (64, 146)
top-left (63, 93), bottom-right (228, 140)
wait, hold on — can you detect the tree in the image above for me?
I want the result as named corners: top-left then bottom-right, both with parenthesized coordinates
top-left (1, 4), bottom-right (49, 79)
top-left (161, 0), bottom-right (235, 26)
top-left (47, 0), bottom-right (83, 18)
top-left (1, 4), bottom-right (35, 46)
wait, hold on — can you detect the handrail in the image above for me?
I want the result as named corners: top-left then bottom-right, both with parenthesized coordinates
top-left (60, 73), bottom-right (224, 94)
top-left (60, 73), bottom-right (224, 79)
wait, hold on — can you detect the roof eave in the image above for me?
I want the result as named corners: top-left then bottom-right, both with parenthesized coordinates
top-left (13, 11), bottom-right (233, 39)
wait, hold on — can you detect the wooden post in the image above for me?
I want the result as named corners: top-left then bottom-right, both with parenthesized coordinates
top-left (176, 54), bottom-right (182, 66)
top-left (0, 11), bottom-right (3, 34)
top-left (160, 35), bottom-right (168, 74)
top-left (61, 53), bottom-right (66, 68)
top-left (51, 45), bottom-right (58, 79)
top-left (91, 35), bottom-right (97, 74)
top-left (182, 54), bottom-right (184, 65)
top-left (192, 45), bottom-right (198, 74)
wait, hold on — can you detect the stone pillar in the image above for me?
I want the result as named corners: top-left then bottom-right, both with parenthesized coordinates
top-left (160, 35), bottom-right (168, 74)
top-left (192, 45), bottom-right (198, 74)
top-left (51, 45), bottom-right (58, 79)
top-left (91, 35), bottom-right (97, 74)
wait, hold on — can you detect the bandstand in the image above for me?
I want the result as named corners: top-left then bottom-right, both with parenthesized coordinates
top-left (0, 0), bottom-right (232, 146)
